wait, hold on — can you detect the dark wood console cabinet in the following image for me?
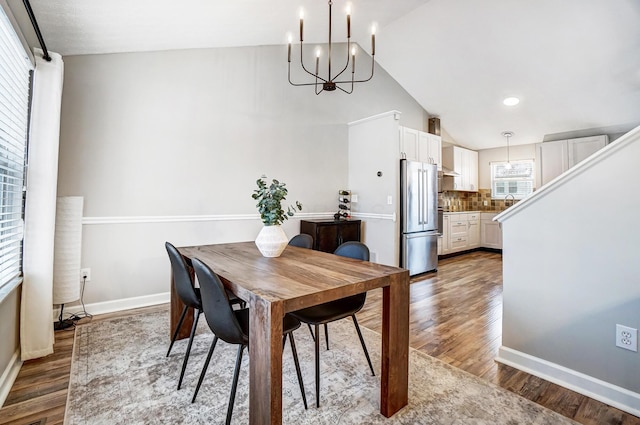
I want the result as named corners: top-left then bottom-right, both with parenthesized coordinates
top-left (300, 219), bottom-right (362, 253)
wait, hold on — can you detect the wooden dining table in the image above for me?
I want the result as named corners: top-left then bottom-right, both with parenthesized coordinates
top-left (173, 241), bottom-right (410, 425)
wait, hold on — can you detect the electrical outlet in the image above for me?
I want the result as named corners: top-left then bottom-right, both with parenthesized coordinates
top-left (351, 194), bottom-right (358, 203)
top-left (483, 200), bottom-right (488, 206)
top-left (387, 195), bottom-right (393, 205)
top-left (80, 268), bottom-right (91, 282)
top-left (616, 324), bottom-right (637, 352)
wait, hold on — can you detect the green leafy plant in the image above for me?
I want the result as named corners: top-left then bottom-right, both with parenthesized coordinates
top-left (252, 176), bottom-right (302, 226)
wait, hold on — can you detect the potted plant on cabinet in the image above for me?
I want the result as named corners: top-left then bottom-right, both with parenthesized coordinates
top-left (252, 176), bottom-right (302, 257)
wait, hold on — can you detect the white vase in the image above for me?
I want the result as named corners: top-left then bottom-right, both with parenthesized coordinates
top-left (255, 225), bottom-right (289, 257)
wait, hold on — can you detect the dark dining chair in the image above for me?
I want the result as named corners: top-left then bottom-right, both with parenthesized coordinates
top-left (288, 233), bottom-right (313, 249)
top-left (190, 258), bottom-right (308, 423)
top-left (165, 242), bottom-right (244, 390)
top-left (289, 241), bottom-right (375, 407)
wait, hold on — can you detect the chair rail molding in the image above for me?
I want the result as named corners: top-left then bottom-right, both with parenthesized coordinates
top-left (82, 212), bottom-right (335, 225)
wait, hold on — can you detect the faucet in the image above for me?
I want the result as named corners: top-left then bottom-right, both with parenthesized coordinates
top-left (504, 194), bottom-right (515, 207)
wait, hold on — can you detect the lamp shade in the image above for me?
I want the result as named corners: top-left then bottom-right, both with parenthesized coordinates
top-left (53, 196), bottom-right (84, 305)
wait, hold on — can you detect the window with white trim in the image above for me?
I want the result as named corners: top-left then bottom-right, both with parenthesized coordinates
top-left (0, 8), bottom-right (32, 291)
top-left (491, 160), bottom-right (535, 200)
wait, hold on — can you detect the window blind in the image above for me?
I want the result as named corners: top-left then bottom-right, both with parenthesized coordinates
top-left (491, 160), bottom-right (535, 200)
top-left (0, 8), bottom-right (32, 290)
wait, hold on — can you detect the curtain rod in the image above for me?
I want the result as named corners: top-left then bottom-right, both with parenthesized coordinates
top-left (22, 0), bottom-right (50, 62)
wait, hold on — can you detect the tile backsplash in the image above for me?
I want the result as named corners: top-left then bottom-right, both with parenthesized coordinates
top-left (439, 189), bottom-right (518, 212)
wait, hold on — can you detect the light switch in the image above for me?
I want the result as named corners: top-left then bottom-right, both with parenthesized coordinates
top-left (387, 195), bottom-right (393, 205)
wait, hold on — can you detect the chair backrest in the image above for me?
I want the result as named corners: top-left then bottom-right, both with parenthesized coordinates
top-left (288, 233), bottom-right (313, 249)
top-left (165, 242), bottom-right (201, 309)
top-left (191, 258), bottom-right (249, 346)
top-left (334, 241), bottom-right (370, 307)
top-left (334, 241), bottom-right (370, 261)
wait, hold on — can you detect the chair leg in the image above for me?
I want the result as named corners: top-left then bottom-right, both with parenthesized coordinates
top-left (307, 323), bottom-right (315, 341)
top-left (324, 323), bottom-right (329, 350)
top-left (226, 345), bottom-right (245, 425)
top-left (352, 315), bottom-right (375, 376)
top-left (177, 309), bottom-right (201, 390)
top-left (166, 305), bottom-right (188, 357)
top-left (192, 335), bottom-right (218, 403)
top-left (314, 324), bottom-right (320, 408)
top-left (286, 332), bottom-right (308, 410)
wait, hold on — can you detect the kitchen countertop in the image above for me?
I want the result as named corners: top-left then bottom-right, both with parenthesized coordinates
top-left (442, 210), bottom-right (501, 215)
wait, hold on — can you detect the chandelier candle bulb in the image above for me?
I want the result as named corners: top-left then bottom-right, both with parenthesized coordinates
top-left (287, 35), bottom-right (292, 62)
top-left (371, 26), bottom-right (376, 55)
top-left (299, 10), bottom-right (304, 41)
top-left (347, 6), bottom-right (351, 38)
top-left (315, 49), bottom-right (320, 75)
top-left (352, 47), bottom-right (356, 72)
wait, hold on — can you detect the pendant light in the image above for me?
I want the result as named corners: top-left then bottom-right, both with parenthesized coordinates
top-left (501, 131), bottom-right (514, 170)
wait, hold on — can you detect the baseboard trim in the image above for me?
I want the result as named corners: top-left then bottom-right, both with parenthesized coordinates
top-left (496, 346), bottom-right (640, 417)
top-left (0, 350), bottom-right (22, 407)
top-left (56, 292), bottom-right (171, 319)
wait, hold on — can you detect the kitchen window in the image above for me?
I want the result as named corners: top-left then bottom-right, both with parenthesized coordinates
top-left (491, 160), bottom-right (534, 200)
top-left (0, 7), bottom-right (32, 294)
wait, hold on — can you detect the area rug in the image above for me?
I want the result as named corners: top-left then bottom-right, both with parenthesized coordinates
top-left (65, 309), bottom-right (577, 425)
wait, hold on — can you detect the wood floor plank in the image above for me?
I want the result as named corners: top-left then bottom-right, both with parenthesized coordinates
top-left (2, 251), bottom-right (638, 424)
top-left (0, 389), bottom-right (67, 424)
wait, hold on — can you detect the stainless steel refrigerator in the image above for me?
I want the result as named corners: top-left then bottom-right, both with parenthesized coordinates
top-left (400, 160), bottom-right (439, 276)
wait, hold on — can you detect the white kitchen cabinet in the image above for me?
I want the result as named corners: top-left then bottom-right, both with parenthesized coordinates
top-left (443, 213), bottom-right (469, 254)
top-left (537, 135), bottom-right (608, 186)
top-left (399, 127), bottom-right (420, 161)
top-left (442, 146), bottom-right (479, 192)
top-left (441, 212), bottom-right (500, 255)
top-left (423, 132), bottom-right (442, 171)
top-left (467, 213), bottom-right (480, 248)
top-left (568, 135), bottom-right (608, 165)
top-left (400, 126), bottom-right (442, 171)
top-left (480, 212), bottom-right (502, 249)
top-left (446, 213), bottom-right (469, 253)
top-left (440, 215), bottom-right (450, 254)
top-left (538, 139), bottom-right (567, 186)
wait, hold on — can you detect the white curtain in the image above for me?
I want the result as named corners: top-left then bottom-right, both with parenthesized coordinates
top-left (20, 48), bottom-right (64, 361)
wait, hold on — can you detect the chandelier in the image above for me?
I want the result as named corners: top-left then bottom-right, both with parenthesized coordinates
top-left (287, 1), bottom-right (376, 94)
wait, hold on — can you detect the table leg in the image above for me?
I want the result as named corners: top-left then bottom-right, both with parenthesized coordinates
top-left (380, 271), bottom-right (410, 417)
top-left (170, 271), bottom-right (193, 341)
top-left (249, 297), bottom-right (284, 425)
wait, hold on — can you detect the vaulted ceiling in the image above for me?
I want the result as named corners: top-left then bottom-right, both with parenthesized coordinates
top-left (8, 0), bottom-right (640, 149)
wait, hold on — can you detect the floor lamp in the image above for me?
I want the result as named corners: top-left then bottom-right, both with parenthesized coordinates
top-left (53, 196), bottom-right (84, 330)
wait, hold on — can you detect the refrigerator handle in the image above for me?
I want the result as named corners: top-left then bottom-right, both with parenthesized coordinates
top-left (418, 169), bottom-right (423, 224)
top-left (424, 167), bottom-right (428, 228)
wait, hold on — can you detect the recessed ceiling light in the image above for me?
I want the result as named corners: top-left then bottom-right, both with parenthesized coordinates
top-left (503, 97), bottom-right (520, 106)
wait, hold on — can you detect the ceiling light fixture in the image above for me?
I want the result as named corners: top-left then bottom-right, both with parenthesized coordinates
top-left (502, 131), bottom-right (514, 170)
top-left (503, 97), bottom-right (520, 106)
top-left (287, 1), bottom-right (376, 94)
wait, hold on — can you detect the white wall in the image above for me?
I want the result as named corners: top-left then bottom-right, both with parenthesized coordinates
top-left (348, 112), bottom-right (401, 266)
top-left (0, 286), bottom-right (20, 404)
top-left (57, 45), bottom-right (427, 307)
top-left (495, 127), bottom-right (640, 414)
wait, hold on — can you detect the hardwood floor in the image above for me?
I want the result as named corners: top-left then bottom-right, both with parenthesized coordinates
top-left (360, 251), bottom-right (640, 425)
top-left (1, 251), bottom-right (638, 424)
